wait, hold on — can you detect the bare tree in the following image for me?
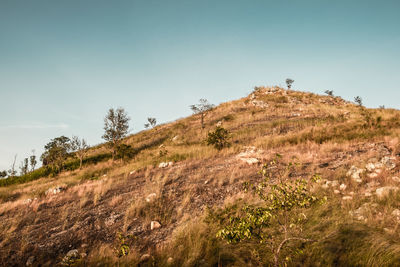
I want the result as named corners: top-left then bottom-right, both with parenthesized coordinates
top-left (286, 78), bottom-right (294, 89)
top-left (102, 107), bottom-right (130, 161)
top-left (190, 99), bottom-right (215, 129)
top-left (7, 154), bottom-right (17, 177)
top-left (71, 136), bottom-right (89, 169)
top-left (144, 117), bottom-right (157, 129)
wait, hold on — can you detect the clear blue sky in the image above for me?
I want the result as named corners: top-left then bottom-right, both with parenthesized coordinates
top-left (0, 0), bottom-right (399, 171)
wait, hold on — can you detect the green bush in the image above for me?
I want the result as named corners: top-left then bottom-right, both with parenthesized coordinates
top-left (206, 126), bottom-right (231, 150)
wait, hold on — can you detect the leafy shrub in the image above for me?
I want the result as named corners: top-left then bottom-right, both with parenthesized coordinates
top-left (216, 156), bottom-right (325, 266)
top-left (206, 126), bottom-right (231, 150)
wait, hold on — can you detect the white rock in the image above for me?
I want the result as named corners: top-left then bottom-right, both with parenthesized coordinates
top-left (331, 180), bottom-right (339, 187)
top-left (392, 209), bottom-right (400, 217)
top-left (334, 190), bottom-right (340, 194)
top-left (392, 176), bottom-right (400, 183)
top-left (26, 256), bottom-right (35, 266)
top-left (240, 157), bottom-right (259, 165)
top-left (347, 166), bottom-right (365, 182)
top-left (368, 173), bottom-right (378, 178)
top-left (366, 163), bottom-right (376, 172)
top-left (322, 184), bottom-right (329, 189)
top-left (45, 185), bottom-right (66, 196)
top-left (129, 170), bottom-right (135, 175)
top-left (145, 193), bottom-right (157, 203)
top-left (140, 254), bottom-right (151, 262)
top-left (342, 196), bottom-right (353, 200)
top-left (339, 184), bottom-right (347, 191)
top-left (376, 186), bottom-right (399, 199)
top-left (365, 192), bottom-right (373, 197)
top-left (158, 162), bottom-right (171, 168)
top-left (167, 257), bottom-right (174, 264)
top-left (150, 221), bottom-right (161, 230)
top-left (375, 169), bottom-right (382, 174)
top-left (381, 156), bottom-right (396, 170)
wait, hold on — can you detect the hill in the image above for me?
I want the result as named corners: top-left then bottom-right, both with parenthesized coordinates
top-left (1, 86), bottom-right (400, 266)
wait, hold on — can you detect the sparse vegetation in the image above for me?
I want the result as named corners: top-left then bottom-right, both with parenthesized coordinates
top-left (286, 78), bottom-right (294, 89)
top-left (190, 98), bottom-right (215, 129)
top-left (3, 86), bottom-right (400, 266)
top-left (144, 117), bottom-right (157, 129)
top-left (102, 107), bottom-right (130, 161)
top-left (206, 126), bottom-right (231, 150)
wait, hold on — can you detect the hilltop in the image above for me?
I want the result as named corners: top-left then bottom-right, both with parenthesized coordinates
top-left (2, 86), bottom-right (400, 266)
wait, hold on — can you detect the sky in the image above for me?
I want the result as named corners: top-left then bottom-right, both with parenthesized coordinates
top-left (0, 0), bottom-right (399, 171)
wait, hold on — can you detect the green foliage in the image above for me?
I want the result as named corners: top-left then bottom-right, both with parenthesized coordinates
top-left (216, 156), bottom-right (324, 266)
top-left (114, 233), bottom-right (133, 258)
top-left (116, 144), bottom-right (136, 162)
top-left (286, 78), bottom-right (294, 89)
top-left (102, 107), bottom-right (130, 160)
top-left (144, 117), bottom-right (157, 129)
top-left (0, 170), bottom-right (7, 178)
top-left (0, 167), bottom-right (51, 187)
top-left (206, 126), bottom-right (231, 150)
top-left (40, 136), bottom-right (72, 174)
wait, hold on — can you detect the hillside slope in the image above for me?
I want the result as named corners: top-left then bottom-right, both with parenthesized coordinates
top-left (2, 86), bottom-right (400, 266)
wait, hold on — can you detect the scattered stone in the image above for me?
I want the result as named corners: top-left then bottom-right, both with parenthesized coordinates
top-left (172, 135), bottom-right (179, 142)
top-left (375, 169), bottom-right (382, 174)
top-left (240, 157), bottom-right (259, 165)
top-left (365, 192), bottom-right (373, 197)
top-left (392, 209), bottom-right (400, 217)
top-left (376, 186), bottom-right (399, 199)
top-left (334, 190), bottom-right (340, 194)
top-left (366, 163), bottom-right (376, 172)
top-left (216, 121), bottom-right (223, 127)
top-left (140, 254), bottom-right (151, 262)
top-left (331, 180), bottom-right (339, 187)
top-left (346, 166), bottom-right (364, 182)
top-left (339, 184), bottom-right (347, 191)
top-left (204, 180), bottom-right (208, 184)
top-left (158, 162), bottom-right (173, 168)
top-left (145, 193), bottom-right (157, 203)
top-left (349, 191), bottom-right (354, 195)
top-left (26, 256), bottom-right (35, 266)
top-left (129, 170), bottom-right (135, 175)
top-left (24, 199), bottom-right (32, 205)
top-left (381, 156), bottom-right (396, 170)
top-left (368, 173), bottom-right (378, 178)
top-left (151, 221), bottom-right (161, 230)
top-left (392, 176), bottom-right (400, 183)
top-left (103, 174), bottom-right (107, 177)
top-left (342, 196), bottom-right (353, 200)
top-left (45, 185), bottom-right (66, 196)
top-left (322, 184), bottom-right (329, 189)
top-left (167, 257), bottom-right (174, 264)
top-left (61, 249), bottom-right (80, 265)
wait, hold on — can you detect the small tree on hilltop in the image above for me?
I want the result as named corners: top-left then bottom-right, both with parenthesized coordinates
top-left (206, 126), bottom-right (231, 150)
top-left (354, 96), bottom-right (363, 106)
top-left (286, 78), bottom-right (294, 89)
top-left (0, 170), bottom-right (7, 178)
top-left (216, 155), bottom-right (325, 266)
top-left (71, 136), bottom-right (89, 169)
top-left (7, 155), bottom-right (17, 177)
top-left (29, 150), bottom-right (37, 172)
top-left (19, 158), bottom-right (29, 176)
top-left (41, 136), bottom-right (71, 174)
top-left (102, 107), bottom-right (130, 161)
top-left (144, 117), bottom-right (157, 129)
top-left (190, 99), bottom-right (215, 129)
top-left (324, 90), bottom-right (334, 96)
